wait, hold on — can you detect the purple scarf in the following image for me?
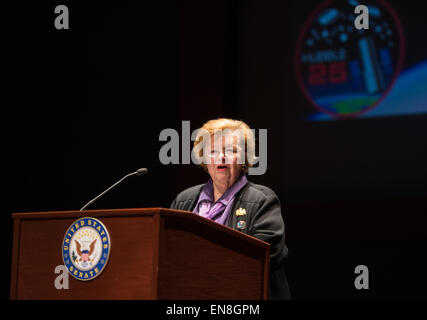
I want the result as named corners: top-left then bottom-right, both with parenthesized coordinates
top-left (193, 174), bottom-right (248, 225)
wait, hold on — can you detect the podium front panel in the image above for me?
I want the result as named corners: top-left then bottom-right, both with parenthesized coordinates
top-left (12, 213), bottom-right (158, 299)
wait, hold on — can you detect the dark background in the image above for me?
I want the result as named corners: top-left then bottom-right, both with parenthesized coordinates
top-left (3, 0), bottom-right (427, 300)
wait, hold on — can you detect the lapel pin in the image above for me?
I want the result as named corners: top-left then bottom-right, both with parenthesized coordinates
top-left (235, 208), bottom-right (247, 216)
top-left (237, 220), bottom-right (247, 230)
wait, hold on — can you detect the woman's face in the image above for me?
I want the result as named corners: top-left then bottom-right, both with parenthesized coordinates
top-left (205, 133), bottom-right (243, 189)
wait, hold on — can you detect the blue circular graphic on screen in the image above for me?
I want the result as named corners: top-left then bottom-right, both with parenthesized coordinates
top-left (295, 0), bottom-right (405, 118)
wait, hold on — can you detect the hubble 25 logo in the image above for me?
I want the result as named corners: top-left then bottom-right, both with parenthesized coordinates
top-left (295, 0), bottom-right (405, 119)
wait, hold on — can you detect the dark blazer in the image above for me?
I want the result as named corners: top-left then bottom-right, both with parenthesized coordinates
top-left (170, 180), bottom-right (291, 300)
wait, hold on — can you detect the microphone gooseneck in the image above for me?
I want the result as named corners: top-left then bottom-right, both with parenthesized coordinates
top-left (79, 168), bottom-right (148, 212)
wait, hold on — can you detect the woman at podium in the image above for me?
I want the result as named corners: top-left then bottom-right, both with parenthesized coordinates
top-left (170, 118), bottom-right (290, 299)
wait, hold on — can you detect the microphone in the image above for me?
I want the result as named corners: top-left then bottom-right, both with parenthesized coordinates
top-left (80, 168), bottom-right (148, 211)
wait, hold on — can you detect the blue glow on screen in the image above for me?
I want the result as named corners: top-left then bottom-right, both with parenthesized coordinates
top-left (307, 60), bottom-right (427, 121)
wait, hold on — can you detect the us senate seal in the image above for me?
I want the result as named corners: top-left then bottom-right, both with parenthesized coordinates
top-left (62, 217), bottom-right (111, 281)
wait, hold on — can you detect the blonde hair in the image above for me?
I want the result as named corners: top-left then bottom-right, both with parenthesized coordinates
top-left (193, 118), bottom-right (256, 173)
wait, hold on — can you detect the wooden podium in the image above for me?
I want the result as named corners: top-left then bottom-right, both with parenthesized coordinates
top-left (10, 208), bottom-right (270, 300)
